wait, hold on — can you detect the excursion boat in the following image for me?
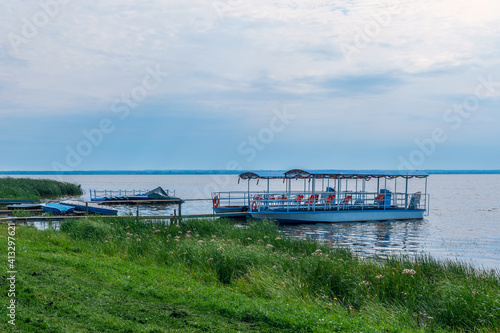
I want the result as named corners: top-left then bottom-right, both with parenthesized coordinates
top-left (213, 169), bottom-right (429, 223)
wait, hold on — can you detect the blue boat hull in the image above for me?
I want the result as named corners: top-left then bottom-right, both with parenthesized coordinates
top-left (41, 203), bottom-right (75, 215)
top-left (251, 209), bottom-right (425, 224)
top-left (60, 201), bottom-right (118, 216)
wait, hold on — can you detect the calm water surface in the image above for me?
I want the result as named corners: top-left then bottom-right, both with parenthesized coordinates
top-left (6, 174), bottom-right (500, 269)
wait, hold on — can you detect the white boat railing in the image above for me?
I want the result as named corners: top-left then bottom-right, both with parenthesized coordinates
top-left (212, 191), bottom-right (268, 208)
top-left (244, 190), bottom-right (427, 213)
top-left (213, 189), bottom-right (428, 214)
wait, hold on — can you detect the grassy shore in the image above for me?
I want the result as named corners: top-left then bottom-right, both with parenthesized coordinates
top-left (0, 177), bottom-right (82, 199)
top-left (1, 218), bottom-right (499, 332)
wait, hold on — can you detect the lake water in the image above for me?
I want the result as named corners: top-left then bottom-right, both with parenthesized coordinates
top-left (5, 174), bottom-right (500, 270)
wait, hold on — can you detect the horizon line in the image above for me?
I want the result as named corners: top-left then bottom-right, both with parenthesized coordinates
top-left (1, 169), bottom-right (500, 175)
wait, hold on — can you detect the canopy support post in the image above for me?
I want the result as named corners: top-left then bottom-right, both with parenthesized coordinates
top-left (395, 178), bottom-right (397, 207)
top-left (337, 177), bottom-right (341, 210)
top-left (405, 177), bottom-right (409, 210)
top-left (312, 177), bottom-right (316, 211)
top-left (424, 177), bottom-right (428, 212)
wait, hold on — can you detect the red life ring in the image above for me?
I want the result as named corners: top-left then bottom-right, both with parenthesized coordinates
top-left (252, 201), bottom-right (258, 211)
top-left (213, 196), bottom-right (220, 208)
top-left (375, 193), bottom-right (385, 202)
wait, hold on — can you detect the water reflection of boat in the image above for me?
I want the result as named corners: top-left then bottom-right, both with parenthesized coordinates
top-left (214, 169), bottom-right (429, 223)
top-left (280, 219), bottom-right (425, 257)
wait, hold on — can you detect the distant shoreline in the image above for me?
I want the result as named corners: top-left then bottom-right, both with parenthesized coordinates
top-left (0, 170), bottom-right (499, 175)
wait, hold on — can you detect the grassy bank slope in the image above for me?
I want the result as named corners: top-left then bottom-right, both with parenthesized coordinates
top-left (0, 177), bottom-right (82, 199)
top-left (1, 218), bottom-right (498, 332)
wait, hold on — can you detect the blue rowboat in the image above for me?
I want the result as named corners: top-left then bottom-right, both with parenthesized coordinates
top-left (7, 204), bottom-right (42, 210)
top-left (41, 203), bottom-right (75, 215)
top-left (60, 200), bottom-right (118, 216)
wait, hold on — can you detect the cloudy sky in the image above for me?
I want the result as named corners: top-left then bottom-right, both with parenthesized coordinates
top-left (1, 0), bottom-right (499, 171)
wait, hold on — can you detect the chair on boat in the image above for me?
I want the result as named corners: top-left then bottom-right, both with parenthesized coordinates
top-left (374, 193), bottom-right (385, 203)
top-left (320, 187), bottom-right (335, 200)
top-left (324, 194), bottom-right (336, 209)
top-left (341, 195), bottom-right (352, 204)
top-left (325, 194), bottom-right (336, 204)
top-left (276, 195), bottom-right (288, 206)
top-left (408, 192), bottom-right (422, 209)
top-left (267, 196), bottom-right (276, 206)
top-left (305, 194), bottom-right (319, 204)
top-left (294, 194), bottom-right (304, 206)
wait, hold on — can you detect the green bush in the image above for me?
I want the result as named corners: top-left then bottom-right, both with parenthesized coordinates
top-left (0, 177), bottom-right (82, 199)
top-left (61, 219), bottom-right (111, 242)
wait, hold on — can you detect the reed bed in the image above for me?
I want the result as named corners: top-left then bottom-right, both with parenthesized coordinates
top-left (52, 217), bottom-right (499, 332)
top-left (0, 177), bottom-right (82, 199)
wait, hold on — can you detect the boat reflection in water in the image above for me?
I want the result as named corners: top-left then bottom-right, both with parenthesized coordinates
top-left (280, 219), bottom-right (426, 258)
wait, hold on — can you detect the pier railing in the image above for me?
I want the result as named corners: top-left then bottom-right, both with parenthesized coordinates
top-left (90, 189), bottom-right (175, 200)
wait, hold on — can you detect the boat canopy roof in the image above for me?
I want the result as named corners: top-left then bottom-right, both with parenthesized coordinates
top-left (285, 169), bottom-right (429, 179)
top-left (239, 171), bottom-right (286, 180)
top-left (239, 170), bottom-right (428, 180)
top-left (239, 171), bottom-right (287, 180)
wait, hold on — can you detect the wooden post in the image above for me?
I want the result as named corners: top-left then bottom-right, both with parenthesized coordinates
top-left (85, 202), bottom-right (89, 215)
top-left (173, 209), bottom-right (177, 224)
top-left (178, 203), bottom-right (182, 222)
top-left (136, 203), bottom-right (139, 220)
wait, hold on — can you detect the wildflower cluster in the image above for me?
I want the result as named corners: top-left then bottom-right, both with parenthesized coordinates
top-left (402, 269), bottom-right (416, 275)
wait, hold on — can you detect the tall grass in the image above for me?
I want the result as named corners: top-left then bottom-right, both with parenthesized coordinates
top-left (0, 177), bottom-right (82, 199)
top-left (58, 217), bottom-right (500, 331)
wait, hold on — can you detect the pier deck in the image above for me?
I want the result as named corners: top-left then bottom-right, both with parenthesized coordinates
top-left (0, 212), bottom-right (249, 223)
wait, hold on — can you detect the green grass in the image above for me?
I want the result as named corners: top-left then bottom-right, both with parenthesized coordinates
top-left (0, 177), bottom-right (83, 199)
top-left (1, 218), bottom-right (499, 332)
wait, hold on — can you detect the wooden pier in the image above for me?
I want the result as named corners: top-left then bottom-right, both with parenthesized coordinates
top-left (0, 197), bottom-right (249, 224)
top-left (0, 209), bottom-right (43, 215)
top-left (0, 199), bottom-right (39, 204)
top-left (0, 212), bottom-right (249, 224)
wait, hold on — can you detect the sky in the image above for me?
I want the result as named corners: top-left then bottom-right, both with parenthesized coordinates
top-left (0, 0), bottom-right (499, 171)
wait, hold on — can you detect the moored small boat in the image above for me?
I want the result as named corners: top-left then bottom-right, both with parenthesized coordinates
top-left (41, 203), bottom-right (75, 215)
top-left (89, 187), bottom-right (182, 204)
top-left (60, 200), bottom-right (118, 216)
top-left (7, 204), bottom-right (42, 210)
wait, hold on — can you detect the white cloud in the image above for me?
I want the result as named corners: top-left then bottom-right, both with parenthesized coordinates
top-left (0, 0), bottom-right (498, 121)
